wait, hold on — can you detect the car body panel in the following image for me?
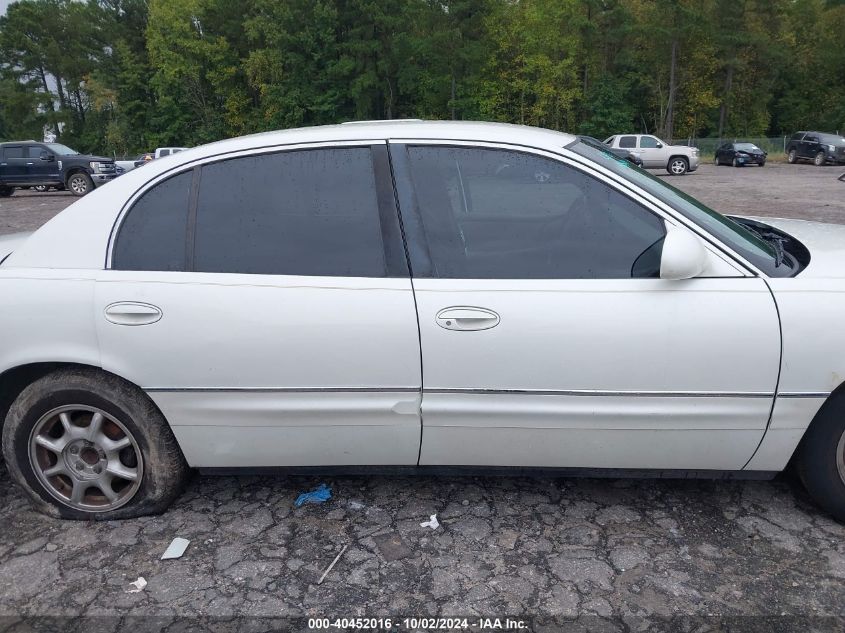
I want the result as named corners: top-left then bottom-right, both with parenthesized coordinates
top-left (2, 121), bottom-right (844, 477)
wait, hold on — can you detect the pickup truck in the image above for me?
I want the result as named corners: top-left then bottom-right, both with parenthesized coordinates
top-left (0, 140), bottom-right (117, 197)
top-left (604, 134), bottom-right (699, 175)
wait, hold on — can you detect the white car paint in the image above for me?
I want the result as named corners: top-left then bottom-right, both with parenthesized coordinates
top-left (0, 121), bottom-right (838, 475)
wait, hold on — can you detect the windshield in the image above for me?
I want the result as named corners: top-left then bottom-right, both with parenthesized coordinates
top-left (567, 138), bottom-right (794, 277)
top-left (735, 143), bottom-right (760, 152)
top-left (46, 143), bottom-right (79, 156)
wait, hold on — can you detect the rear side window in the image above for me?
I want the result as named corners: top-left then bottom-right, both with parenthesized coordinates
top-left (618, 136), bottom-right (636, 149)
top-left (113, 171), bottom-right (192, 271)
top-left (194, 147), bottom-right (386, 277)
top-left (2, 146), bottom-right (23, 159)
top-left (405, 146), bottom-right (666, 279)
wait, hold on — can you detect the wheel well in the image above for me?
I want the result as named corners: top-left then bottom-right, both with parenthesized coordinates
top-left (64, 168), bottom-right (88, 183)
top-left (0, 362), bottom-right (115, 446)
top-left (668, 154), bottom-right (689, 165)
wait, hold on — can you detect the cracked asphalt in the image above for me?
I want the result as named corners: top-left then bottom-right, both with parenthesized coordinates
top-left (1, 162), bottom-right (845, 627)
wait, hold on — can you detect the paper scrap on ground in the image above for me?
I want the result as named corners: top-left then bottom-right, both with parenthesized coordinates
top-left (126, 577), bottom-right (147, 593)
top-left (161, 537), bottom-right (191, 560)
top-left (295, 483), bottom-right (332, 507)
top-left (420, 514), bottom-right (440, 530)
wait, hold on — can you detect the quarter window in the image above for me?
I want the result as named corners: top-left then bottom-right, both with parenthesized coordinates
top-left (113, 171), bottom-right (192, 271)
top-left (193, 147), bottom-right (387, 277)
top-left (618, 136), bottom-right (636, 149)
top-left (405, 146), bottom-right (666, 279)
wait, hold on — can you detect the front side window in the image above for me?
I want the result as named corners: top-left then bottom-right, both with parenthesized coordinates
top-left (568, 139), bottom-right (799, 277)
top-left (406, 146), bottom-right (666, 279)
top-left (113, 171), bottom-right (192, 271)
top-left (26, 146), bottom-right (45, 158)
top-left (640, 136), bottom-right (661, 149)
top-left (618, 136), bottom-right (636, 149)
top-left (194, 147), bottom-right (387, 277)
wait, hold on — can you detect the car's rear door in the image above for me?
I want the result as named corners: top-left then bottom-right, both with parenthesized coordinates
top-left (95, 141), bottom-right (422, 468)
top-left (1, 145), bottom-right (29, 184)
top-left (390, 141), bottom-right (780, 470)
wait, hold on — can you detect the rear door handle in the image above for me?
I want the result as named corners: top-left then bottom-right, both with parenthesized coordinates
top-left (104, 302), bottom-right (162, 326)
top-left (436, 306), bottom-right (500, 331)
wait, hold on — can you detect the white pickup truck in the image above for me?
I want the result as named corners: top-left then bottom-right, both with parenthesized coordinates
top-left (604, 134), bottom-right (699, 175)
top-left (115, 147), bottom-right (188, 174)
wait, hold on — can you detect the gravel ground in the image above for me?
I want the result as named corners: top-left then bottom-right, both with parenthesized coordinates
top-left (1, 163), bottom-right (845, 628)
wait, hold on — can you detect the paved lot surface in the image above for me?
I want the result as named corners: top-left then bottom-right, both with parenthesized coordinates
top-left (1, 163), bottom-right (845, 626)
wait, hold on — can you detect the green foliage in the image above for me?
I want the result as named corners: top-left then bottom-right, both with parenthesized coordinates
top-left (1, 0), bottom-right (843, 154)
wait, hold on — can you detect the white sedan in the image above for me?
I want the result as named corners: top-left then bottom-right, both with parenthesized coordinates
top-left (1, 121), bottom-right (843, 521)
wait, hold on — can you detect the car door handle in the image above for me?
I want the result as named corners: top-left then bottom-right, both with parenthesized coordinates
top-left (436, 307), bottom-right (500, 331)
top-left (104, 302), bottom-right (163, 326)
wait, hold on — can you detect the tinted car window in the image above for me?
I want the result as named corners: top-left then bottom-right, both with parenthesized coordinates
top-left (194, 147), bottom-right (386, 277)
top-left (618, 136), bottom-right (636, 149)
top-left (406, 146), bottom-right (665, 279)
top-left (113, 171), bottom-right (192, 271)
top-left (640, 136), bottom-right (660, 149)
top-left (2, 146), bottom-right (23, 159)
top-left (26, 146), bottom-right (44, 158)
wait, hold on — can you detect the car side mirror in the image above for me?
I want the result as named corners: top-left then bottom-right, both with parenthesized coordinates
top-left (40, 151), bottom-right (53, 161)
top-left (660, 224), bottom-right (707, 280)
top-left (655, 142), bottom-right (663, 148)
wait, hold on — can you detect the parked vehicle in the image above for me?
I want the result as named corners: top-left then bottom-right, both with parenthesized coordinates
top-left (0, 141), bottom-right (117, 197)
top-left (715, 142), bottom-right (767, 167)
top-left (577, 135), bottom-right (643, 167)
top-left (604, 134), bottom-right (699, 175)
top-left (786, 132), bottom-right (845, 166)
top-left (3, 121), bottom-right (845, 522)
top-left (115, 154), bottom-right (152, 174)
top-left (130, 148), bottom-right (187, 170)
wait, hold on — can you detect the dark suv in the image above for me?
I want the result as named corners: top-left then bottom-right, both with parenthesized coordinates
top-left (786, 131), bottom-right (845, 166)
top-left (0, 140), bottom-right (116, 197)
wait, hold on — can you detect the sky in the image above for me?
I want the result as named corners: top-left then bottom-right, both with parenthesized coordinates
top-left (0, 0), bottom-right (11, 17)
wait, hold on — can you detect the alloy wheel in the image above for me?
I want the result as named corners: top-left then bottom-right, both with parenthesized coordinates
top-left (670, 159), bottom-right (687, 175)
top-left (69, 175), bottom-right (88, 195)
top-left (28, 405), bottom-right (143, 512)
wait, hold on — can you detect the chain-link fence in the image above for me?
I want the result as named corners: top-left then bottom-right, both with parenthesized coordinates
top-left (670, 137), bottom-right (789, 156)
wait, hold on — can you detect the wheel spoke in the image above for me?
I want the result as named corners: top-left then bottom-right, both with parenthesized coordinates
top-left (102, 435), bottom-right (131, 456)
top-left (34, 434), bottom-right (67, 455)
top-left (87, 412), bottom-right (104, 442)
top-left (107, 462), bottom-right (139, 482)
top-left (69, 480), bottom-right (87, 504)
top-left (59, 412), bottom-right (73, 433)
top-left (42, 463), bottom-right (68, 478)
top-left (99, 481), bottom-right (119, 503)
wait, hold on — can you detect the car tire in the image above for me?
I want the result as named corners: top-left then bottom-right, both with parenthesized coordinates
top-left (796, 398), bottom-right (845, 523)
top-left (814, 151), bottom-right (826, 167)
top-left (33, 185), bottom-right (49, 193)
top-left (732, 157), bottom-right (740, 167)
top-left (713, 155), bottom-right (720, 166)
top-left (667, 157), bottom-right (689, 175)
top-left (0, 185), bottom-right (13, 197)
top-left (2, 367), bottom-right (189, 520)
top-left (787, 149), bottom-right (797, 164)
top-left (66, 172), bottom-right (93, 197)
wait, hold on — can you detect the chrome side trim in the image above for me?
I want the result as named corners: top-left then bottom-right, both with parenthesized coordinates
top-left (423, 388), bottom-right (774, 398)
top-left (145, 387), bottom-right (420, 393)
top-left (143, 387), bottom-right (829, 398)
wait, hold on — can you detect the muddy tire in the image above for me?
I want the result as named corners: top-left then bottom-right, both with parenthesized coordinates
top-left (796, 400), bottom-right (845, 523)
top-left (787, 149), bottom-right (797, 164)
top-left (814, 151), bottom-right (827, 167)
top-left (2, 367), bottom-right (189, 520)
top-left (66, 172), bottom-right (93, 197)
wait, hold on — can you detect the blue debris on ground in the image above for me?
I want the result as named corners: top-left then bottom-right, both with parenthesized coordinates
top-left (294, 483), bottom-right (332, 507)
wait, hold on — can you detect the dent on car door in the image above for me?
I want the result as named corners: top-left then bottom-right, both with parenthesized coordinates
top-left (96, 143), bottom-right (422, 468)
top-left (391, 142), bottom-right (780, 470)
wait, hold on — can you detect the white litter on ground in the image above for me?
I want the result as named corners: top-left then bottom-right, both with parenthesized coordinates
top-left (420, 514), bottom-right (440, 530)
top-left (161, 537), bottom-right (191, 560)
top-left (126, 577), bottom-right (147, 593)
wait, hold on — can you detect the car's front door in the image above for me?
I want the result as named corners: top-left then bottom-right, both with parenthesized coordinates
top-left (639, 135), bottom-right (668, 168)
top-left (391, 142), bottom-right (780, 470)
top-left (25, 145), bottom-right (59, 183)
top-left (802, 134), bottom-right (819, 158)
top-left (95, 142), bottom-right (422, 468)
